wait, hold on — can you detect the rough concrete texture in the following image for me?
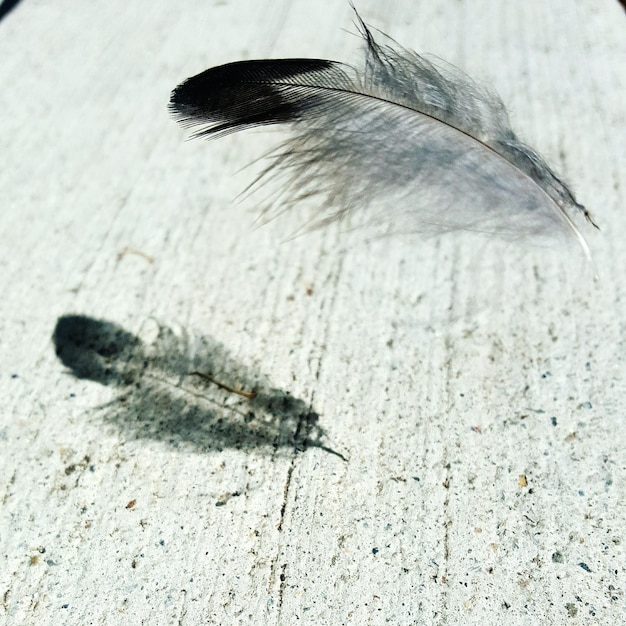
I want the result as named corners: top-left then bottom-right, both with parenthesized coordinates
top-left (1, 1), bottom-right (625, 624)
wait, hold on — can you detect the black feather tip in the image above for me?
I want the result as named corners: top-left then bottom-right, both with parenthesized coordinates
top-left (169, 58), bottom-right (343, 139)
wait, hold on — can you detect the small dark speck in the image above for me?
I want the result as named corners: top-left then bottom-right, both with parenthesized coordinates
top-left (159, 539), bottom-right (165, 546)
top-left (11, 373), bottom-right (18, 379)
top-left (412, 476), bottom-right (420, 482)
top-left (551, 417), bottom-right (557, 426)
top-left (541, 371), bottom-right (552, 379)
top-left (578, 562), bottom-right (592, 572)
top-left (69, 393), bottom-right (76, 398)
top-left (552, 551), bottom-right (564, 563)
top-left (307, 412), bottom-right (320, 425)
top-left (46, 559), bottom-right (57, 566)
top-left (372, 547), bottom-right (379, 555)
top-left (578, 401), bottom-right (593, 410)
top-left (61, 604), bottom-right (69, 609)
top-left (578, 490), bottom-right (585, 496)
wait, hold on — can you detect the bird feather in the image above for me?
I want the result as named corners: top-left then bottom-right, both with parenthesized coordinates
top-left (169, 8), bottom-right (597, 255)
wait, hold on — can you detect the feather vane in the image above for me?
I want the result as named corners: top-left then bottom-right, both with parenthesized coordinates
top-left (170, 10), bottom-right (596, 253)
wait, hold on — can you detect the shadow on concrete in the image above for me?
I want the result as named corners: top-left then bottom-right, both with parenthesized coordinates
top-left (0, 0), bottom-right (23, 25)
top-left (53, 314), bottom-right (343, 458)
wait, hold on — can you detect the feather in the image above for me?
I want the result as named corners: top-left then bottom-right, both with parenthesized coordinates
top-left (169, 8), bottom-right (597, 256)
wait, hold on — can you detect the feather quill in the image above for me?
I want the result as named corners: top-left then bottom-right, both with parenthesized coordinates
top-left (170, 9), bottom-right (596, 254)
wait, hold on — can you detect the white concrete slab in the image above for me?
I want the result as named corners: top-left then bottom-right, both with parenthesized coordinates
top-left (1, 1), bottom-right (625, 624)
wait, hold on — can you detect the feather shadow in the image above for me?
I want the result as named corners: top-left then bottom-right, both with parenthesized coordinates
top-left (52, 315), bottom-right (343, 458)
top-left (0, 0), bottom-right (23, 25)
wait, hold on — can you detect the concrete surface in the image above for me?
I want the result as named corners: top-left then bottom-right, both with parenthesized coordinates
top-left (1, 1), bottom-right (625, 624)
